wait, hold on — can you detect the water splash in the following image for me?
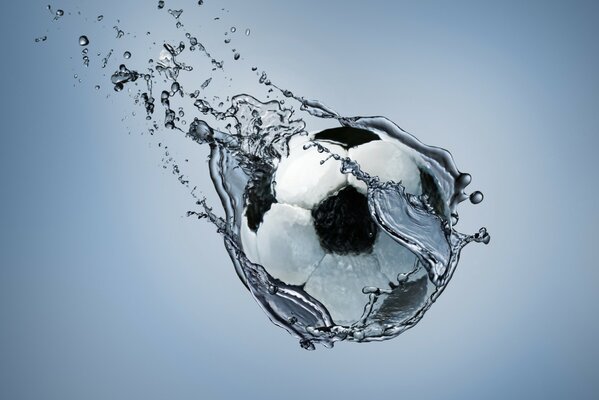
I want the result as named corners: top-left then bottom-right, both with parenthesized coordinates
top-left (198, 100), bottom-right (489, 347)
top-left (39, 2), bottom-right (489, 350)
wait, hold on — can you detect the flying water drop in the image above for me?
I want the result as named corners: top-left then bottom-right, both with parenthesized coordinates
top-left (469, 191), bottom-right (484, 204)
top-left (168, 9), bottom-right (183, 19)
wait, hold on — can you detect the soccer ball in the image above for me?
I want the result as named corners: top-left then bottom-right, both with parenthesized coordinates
top-left (239, 126), bottom-right (443, 325)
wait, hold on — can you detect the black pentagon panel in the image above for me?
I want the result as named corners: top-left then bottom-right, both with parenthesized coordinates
top-left (311, 186), bottom-right (378, 255)
top-left (419, 169), bottom-right (446, 219)
top-left (313, 127), bottom-right (380, 149)
top-left (245, 163), bottom-right (277, 232)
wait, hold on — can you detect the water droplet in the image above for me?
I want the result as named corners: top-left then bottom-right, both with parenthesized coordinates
top-left (55, 9), bottom-right (64, 17)
top-left (457, 173), bottom-right (472, 187)
top-left (245, 29), bottom-right (251, 36)
top-left (474, 227), bottom-right (491, 245)
top-left (74, 74), bottom-right (78, 79)
top-left (114, 82), bottom-right (124, 92)
top-left (469, 191), bottom-right (484, 204)
top-left (230, 27), bottom-right (236, 33)
top-left (123, 51), bottom-right (131, 59)
top-left (224, 38), bottom-right (231, 44)
top-left (451, 213), bottom-right (459, 225)
top-left (157, 0), bottom-right (165, 9)
top-left (34, 36), bottom-right (47, 43)
top-left (233, 53), bottom-right (240, 60)
top-left (299, 339), bottom-right (315, 351)
top-left (94, 85), bottom-right (100, 90)
top-left (97, 15), bottom-right (103, 21)
top-left (168, 9), bottom-right (183, 19)
top-left (201, 78), bottom-right (212, 89)
top-left (79, 35), bottom-right (89, 46)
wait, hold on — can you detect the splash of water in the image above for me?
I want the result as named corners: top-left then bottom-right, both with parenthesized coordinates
top-left (38, 2), bottom-right (489, 349)
top-left (193, 98), bottom-right (489, 347)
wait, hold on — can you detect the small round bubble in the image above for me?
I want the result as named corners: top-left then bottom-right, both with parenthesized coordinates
top-left (79, 35), bottom-right (89, 46)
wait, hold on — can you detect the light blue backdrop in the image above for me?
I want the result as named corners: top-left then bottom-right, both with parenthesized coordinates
top-left (1, 0), bottom-right (597, 399)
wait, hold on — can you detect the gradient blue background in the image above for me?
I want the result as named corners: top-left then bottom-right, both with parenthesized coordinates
top-left (2, 0), bottom-right (598, 399)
